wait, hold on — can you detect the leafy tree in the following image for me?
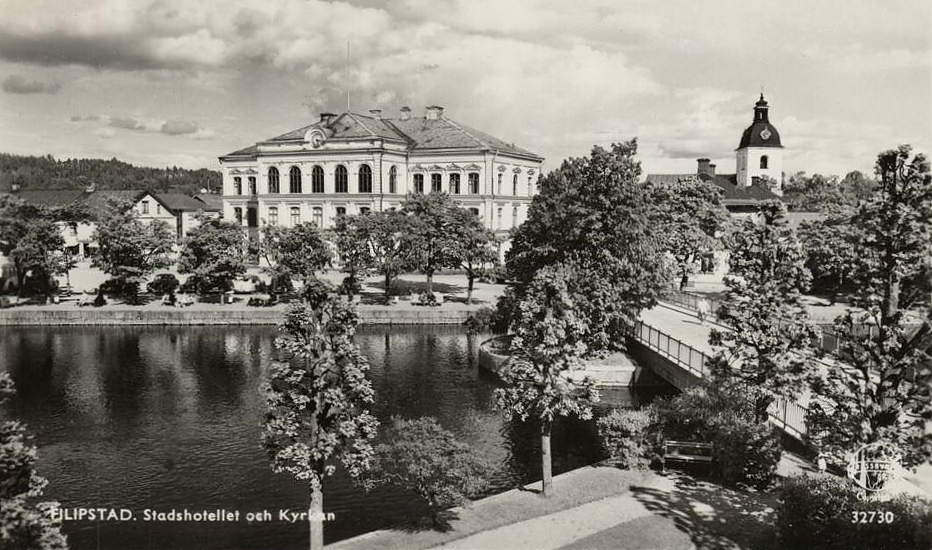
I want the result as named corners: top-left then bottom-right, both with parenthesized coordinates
top-left (505, 141), bottom-right (668, 354)
top-left (807, 145), bottom-right (932, 469)
top-left (0, 372), bottom-right (68, 550)
top-left (354, 211), bottom-right (413, 297)
top-left (403, 193), bottom-right (458, 294)
top-left (493, 261), bottom-right (600, 497)
top-left (645, 176), bottom-right (729, 289)
top-left (91, 198), bottom-right (174, 303)
top-left (710, 200), bottom-right (818, 422)
top-left (447, 207), bottom-right (499, 304)
top-left (798, 210), bottom-right (860, 303)
top-left (0, 196), bottom-right (74, 298)
top-left (783, 173), bottom-right (851, 212)
top-left (839, 170), bottom-right (878, 204)
top-left (366, 416), bottom-right (488, 528)
top-left (332, 215), bottom-right (371, 300)
top-left (177, 217), bottom-right (247, 295)
top-left (262, 223), bottom-right (332, 289)
top-left (262, 300), bottom-right (379, 550)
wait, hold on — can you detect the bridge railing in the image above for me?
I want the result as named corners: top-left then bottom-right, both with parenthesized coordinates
top-left (627, 320), bottom-right (810, 438)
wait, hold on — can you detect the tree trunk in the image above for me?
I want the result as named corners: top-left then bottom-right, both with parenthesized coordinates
top-left (426, 272), bottom-right (433, 295)
top-left (541, 420), bottom-right (553, 497)
top-left (679, 270), bottom-right (689, 291)
top-left (309, 484), bottom-right (324, 550)
top-left (467, 273), bottom-right (474, 305)
top-left (384, 273), bottom-right (391, 297)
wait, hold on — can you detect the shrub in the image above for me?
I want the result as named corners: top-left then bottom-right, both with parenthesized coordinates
top-left (712, 417), bottom-right (781, 489)
top-left (338, 276), bottom-right (362, 297)
top-left (597, 408), bottom-right (658, 470)
top-left (301, 277), bottom-right (334, 308)
top-left (463, 307), bottom-right (495, 333)
top-left (778, 474), bottom-right (932, 550)
top-left (269, 271), bottom-right (294, 294)
top-left (416, 292), bottom-right (439, 307)
top-left (99, 277), bottom-right (137, 298)
top-left (147, 273), bottom-right (180, 296)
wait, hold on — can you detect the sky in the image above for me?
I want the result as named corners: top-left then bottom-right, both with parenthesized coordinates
top-left (0, 0), bottom-right (929, 178)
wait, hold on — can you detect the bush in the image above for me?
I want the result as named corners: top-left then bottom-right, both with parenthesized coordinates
top-left (339, 276), bottom-right (362, 297)
top-left (778, 474), bottom-right (932, 550)
top-left (416, 292), bottom-right (439, 307)
top-left (597, 408), bottom-right (658, 470)
top-left (301, 277), bottom-right (334, 307)
top-left (712, 417), bottom-right (781, 489)
top-left (99, 277), bottom-right (138, 298)
top-left (147, 273), bottom-right (180, 296)
top-left (269, 271), bottom-right (294, 294)
top-left (464, 307), bottom-right (495, 333)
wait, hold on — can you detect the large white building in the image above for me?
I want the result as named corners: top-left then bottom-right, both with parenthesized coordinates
top-left (218, 106), bottom-right (544, 240)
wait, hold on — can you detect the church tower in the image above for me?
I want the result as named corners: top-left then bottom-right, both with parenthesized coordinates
top-left (735, 94), bottom-right (783, 193)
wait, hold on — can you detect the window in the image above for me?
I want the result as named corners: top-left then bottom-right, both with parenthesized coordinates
top-left (233, 177), bottom-right (242, 195)
top-left (449, 173), bottom-right (461, 194)
top-left (497, 173), bottom-right (502, 195)
top-left (468, 173), bottom-right (479, 194)
top-left (335, 206), bottom-right (347, 217)
top-left (248, 176), bottom-right (257, 195)
top-left (141, 200), bottom-right (150, 214)
top-left (528, 176), bottom-right (533, 197)
top-left (358, 164), bottom-right (372, 193)
top-left (389, 166), bottom-right (397, 193)
top-left (760, 155), bottom-right (769, 169)
top-left (268, 167), bottom-right (280, 193)
top-left (431, 173), bottom-right (442, 193)
top-left (413, 174), bottom-right (424, 194)
top-left (496, 207), bottom-right (503, 229)
top-left (469, 207), bottom-right (480, 217)
top-left (156, 204), bottom-right (161, 215)
top-left (335, 165), bottom-right (348, 193)
top-left (234, 207), bottom-right (243, 225)
top-left (360, 207), bottom-right (371, 215)
top-left (289, 166), bottom-right (302, 194)
top-left (512, 174), bottom-right (518, 196)
top-left (312, 207), bottom-right (323, 227)
top-left (290, 207), bottom-right (300, 226)
top-left (312, 165), bottom-right (324, 193)
top-left (512, 206), bottom-right (518, 228)
top-left (268, 207), bottom-right (278, 226)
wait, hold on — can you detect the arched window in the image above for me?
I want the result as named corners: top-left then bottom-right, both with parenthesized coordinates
top-left (512, 206), bottom-right (518, 228)
top-left (289, 166), bottom-right (302, 194)
top-left (449, 173), bottom-right (461, 194)
top-left (389, 166), bottom-right (397, 193)
top-left (234, 207), bottom-right (243, 225)
top-left (233, 177), bottom-right (242, 195)
top-left (431, 173), bottom-right (442, 193)
top-left (268, 207), bottom-right (278, 226)
top-left (312, 166), bottom-right (324, 193)
top-left (358, 164), bottom-right (372, 193)
top-left (512, 174), bottom-right (518, 196)
top-left (290, 207), bottom-right (300, 226)
top-left (268, 167), bottom-right (280, 193)
top-left (335, 165), bottom-right (348, 193)
top-left (760, 155), bottom-right (769, 169)
top-left (528, 176), bottom-right (533, 197)
top-left (497, 173), bottom-right (502, 195)
top-left (360, 207), bottom-right (371, 215)
top-left (248, 176), bottom-right (257, 195)
top-left (335, 206), bottom-right (347, 217)
top-left (413, 174), bottom-right (424, 194)
top-left (312, 207), bottom-right (323, 227)
top-left (496, 207), bottom-right (503, 229)
top-left (468, 173), bottom-right (479, 194)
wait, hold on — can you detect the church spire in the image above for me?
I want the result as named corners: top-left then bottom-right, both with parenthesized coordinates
top-left (754, 94), bottom-right (769, 123)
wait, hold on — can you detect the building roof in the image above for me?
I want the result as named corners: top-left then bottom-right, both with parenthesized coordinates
top-left (737, 94), bottom-right (783, 149)
top-left (194, 194), bottom-right (224, 211)
top-left (223, 110), bottom-right (543, 161)
top-left (3, 188), bottom-right (216, 215)
top-left (644, 173), bottom-right (782, 205)
top-left (155, 193), bottom-right (218, 212)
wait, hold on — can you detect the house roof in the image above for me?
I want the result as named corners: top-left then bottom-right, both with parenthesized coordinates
top-left (155, 193), bottom-right (218, 212)
top-left (223, 111), bottom-right (543, 160)
top-left (194, 194), bottom-right (223, 211)
top-left (644, 173), bottom-right (782, 205)
top-left (7, 189), bottom-right (146, 209)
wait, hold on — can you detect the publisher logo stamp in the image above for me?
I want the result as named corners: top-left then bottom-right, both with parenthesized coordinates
top-left (846, 441), bottom-right (901, 493)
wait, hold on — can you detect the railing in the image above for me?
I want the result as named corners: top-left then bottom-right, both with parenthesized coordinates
top-left (627, 320), bottom-right (810, 438)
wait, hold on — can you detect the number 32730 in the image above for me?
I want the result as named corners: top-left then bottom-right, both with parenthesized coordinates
top-left (852, 511), bottom-right (895, 524)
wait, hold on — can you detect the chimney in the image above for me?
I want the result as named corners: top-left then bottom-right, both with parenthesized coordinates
top-left (696, 158), bottom-right (713, 179)
top-left (708, 163), bottom-right (716, 176)
top-left (319, 112), bottom-right (336, 125)
top-left (368, 109), bottom-right (382, 119)
top-left (400, 106), bottom-right (411, 121)
top-left (425, 105), bottom-right (444, 120)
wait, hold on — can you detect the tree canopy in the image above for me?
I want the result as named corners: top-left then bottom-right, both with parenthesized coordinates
top-left (447, 207), bottom-right (499, 304)
top-left (177, 217), bottom-right (246, 294)
top-left (0, 195), bottom-right (74, 296)
top-left (262, 222), bottom-right (332, 289)
top-left (402, 193), bottom-right (459, 294)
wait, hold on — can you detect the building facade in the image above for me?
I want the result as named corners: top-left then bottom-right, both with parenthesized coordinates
top-left (218, 106), bottom-right (544, 239)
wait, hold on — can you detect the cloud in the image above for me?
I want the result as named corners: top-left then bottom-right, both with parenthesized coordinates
top-left (161, 120), bottom-right (199, 135)
top-left (2, 74), bottom-right (61, 94)
top-left (70, 113), bottom-right (212, 140)
top-left (109, 116), bottom-right (146, 130)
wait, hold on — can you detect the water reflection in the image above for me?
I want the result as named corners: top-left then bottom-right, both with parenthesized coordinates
top-left (0, 325), bottom-right (674, 550)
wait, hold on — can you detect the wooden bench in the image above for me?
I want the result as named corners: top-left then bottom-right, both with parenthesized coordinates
top-left (662, 440), bottom-right (713, 472)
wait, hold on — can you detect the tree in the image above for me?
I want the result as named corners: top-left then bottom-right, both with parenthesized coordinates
top-left (91, 198), bottom-right (174, 303)
top-left (0, 372), bottom-right (68, 550)
top-left (710, 200), bottom-right (818, 423)
top-left (262, 299), bottom-right (379, 550)
top-left (366, 416), bottom-right (488, 528)
top-left (177, 217), bottom-right (247, 295)
top-left (262, 223), bottom-right (332, 289)
top-left (807, 145), bottom-right (932, 469)
top-left (839, 170), bottom-right (878, 204)
top-left (645, 176), bottom-right (729, 289)
top-left (493, 261), bottom-right (600, 497)
top-left (332, 215), bottom-right (371, 300)
top-left (355, 211), bottom-right (413, 297)
top-left (783, 173), bottom-right (851, 212)
top-left (505, 141), bottom-right (668, 354)
top-left (447, 207), bottom-right (499, 304)
top-left (0, 196), bottom-right (74, 297)
top-left (403, 193), bottom-right (458, 294)
top-left (798, 210), bottom-right (860, 303)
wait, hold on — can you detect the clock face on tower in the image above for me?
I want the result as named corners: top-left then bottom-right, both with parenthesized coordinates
top-left (760, 128), bottom-right (772, 140)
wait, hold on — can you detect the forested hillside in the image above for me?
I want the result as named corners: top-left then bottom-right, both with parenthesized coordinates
top-left (0, 153), bottom-right (222, 195)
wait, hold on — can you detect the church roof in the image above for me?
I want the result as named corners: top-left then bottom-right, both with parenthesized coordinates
top-left (644, 173), bottom-right (782, 205)
top-left (222, 110), bottom-right (542, 161)
top-left (737, 94), bottom-right (783, 149)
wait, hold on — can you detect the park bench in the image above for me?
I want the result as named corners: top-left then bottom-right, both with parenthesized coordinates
top-left (662, 440), bottom-right (713, 472)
